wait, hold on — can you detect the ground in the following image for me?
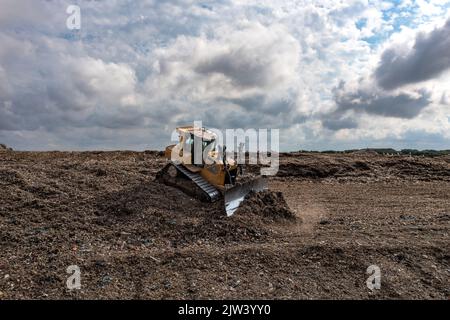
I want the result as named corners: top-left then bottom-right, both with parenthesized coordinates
top-left (0, 150), bottom-right (449, 299)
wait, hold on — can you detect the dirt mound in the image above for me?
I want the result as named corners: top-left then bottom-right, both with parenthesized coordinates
top-left (0, 143), bottom-right (12, 151)
top-left (94, 181), bottom-right (283, 246)
top-left (236, 190), bottom-right (297, 222)
top-left (276, 153), bottom-right (450, 181)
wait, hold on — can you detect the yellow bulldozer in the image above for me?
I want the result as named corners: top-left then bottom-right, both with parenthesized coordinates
top-left (156, 126), bottom-right (267, 216)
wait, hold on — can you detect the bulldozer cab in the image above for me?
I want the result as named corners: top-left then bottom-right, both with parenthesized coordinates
top-left (176, 126), bottom-right (217, 166)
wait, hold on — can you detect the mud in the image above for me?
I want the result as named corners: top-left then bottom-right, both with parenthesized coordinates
top-left (0, 151), bottom-right (449, 299)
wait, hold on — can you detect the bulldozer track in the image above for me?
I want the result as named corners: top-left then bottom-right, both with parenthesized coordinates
top-left (173, 163), bottom-right (221, 202)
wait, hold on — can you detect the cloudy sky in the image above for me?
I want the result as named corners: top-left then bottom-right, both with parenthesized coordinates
top-left (0, 0), bottom-right (450, 151)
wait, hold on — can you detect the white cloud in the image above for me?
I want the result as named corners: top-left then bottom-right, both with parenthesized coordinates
top-left (149, 21), bottom-right (300, 101)
top-left (0, 0), bottom-right (449, 150)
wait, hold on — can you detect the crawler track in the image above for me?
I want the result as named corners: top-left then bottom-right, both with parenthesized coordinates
top-left (156, 162), bottom-right (221, 202)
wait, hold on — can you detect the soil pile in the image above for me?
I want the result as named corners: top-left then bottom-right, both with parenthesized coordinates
top-left (0, 144), bottom-right (12, 151)
top-left (276, 152), bottom-right (450, 181)
top-left (94, 179), bottom-right (297, 246)
top-left (236, 190), bottom-right (297, 222)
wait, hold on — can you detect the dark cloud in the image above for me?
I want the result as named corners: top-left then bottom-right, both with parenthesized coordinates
top-left (375, 19), bottom-right (450, 90)
top-left (327, 19), bottom-right (448, 130)
top-left (195, 52), bottom-right (274, 88)
top-left (335, 88), bottom-right (432, 119)
top-left (325, 80), bottom-right (433, 130)
top-left (322, 116), bottom-right (358, 131)
top-left (227, 95), bottom-right (266, 111)
top-left (226, 95), bottom-right (296, 116)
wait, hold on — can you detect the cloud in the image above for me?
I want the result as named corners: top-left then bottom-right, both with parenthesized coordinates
top-left (325, 78), bottom-right (433, 131)
top-left (193, 24), bottom-right (299, 89)
top-left (0, 0), bottom-right (449, 150)
top-left (0, 31), bottom-right (139, 132)
top-left (324, 18), bottom-right (450, 132)
top-left (152, 22), bottom-right (300, 95)
top-left (146, 21), bottom-right (302, 129)
top-left (441, 92), bottom-right (450, 105)
top-left (334, 85), bottom-right (432, 119)
top-left (375, 19), bottom-right (450, 90)
top-left (322, 116), bottom-right (359, 131)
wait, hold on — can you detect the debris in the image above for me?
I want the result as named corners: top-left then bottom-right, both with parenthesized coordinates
top-left (149, 255), bottom-right (160, 263)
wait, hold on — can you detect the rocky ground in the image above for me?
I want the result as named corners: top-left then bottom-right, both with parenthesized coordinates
top-left (0, 150), bottom-right (449, 299)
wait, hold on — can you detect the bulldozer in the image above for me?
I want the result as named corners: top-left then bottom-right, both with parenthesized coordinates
top-left (156, 125), bottom-right (267, 216)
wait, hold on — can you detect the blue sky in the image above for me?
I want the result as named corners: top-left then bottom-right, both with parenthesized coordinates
top-left (0, 0), bottom-right (449, 151)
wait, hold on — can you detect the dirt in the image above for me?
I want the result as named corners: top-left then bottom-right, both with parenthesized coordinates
top-left (236, 190), bottom-right (297, 222)
top-left (277, 151), bottom-right (450, 182)
top-left (0, 151), bottom-right (449, 299)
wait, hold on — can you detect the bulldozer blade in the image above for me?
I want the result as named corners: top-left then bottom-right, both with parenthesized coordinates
top-left (224, 177), bottom-right (268, 217)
